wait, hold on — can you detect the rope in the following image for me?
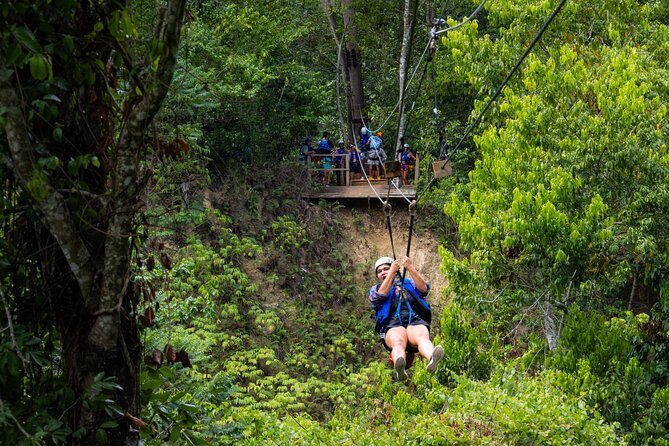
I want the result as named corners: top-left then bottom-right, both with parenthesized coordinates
top-left (349, 122), bottom-right (385, 205)
top-left (358, 37), bottom-right (432, 136)
top-left (398, 201), bottom-right (417, 296)
top-left (383, 202), bottom-right (397, 260)
top-left (430, 53), bottom-right (448, 160)
top-left (402, 51), bottom-right (431, 150)
top-left (391, 178), bottom-right (413, 204)
top-left (432, 0), bottom-right (489, 37)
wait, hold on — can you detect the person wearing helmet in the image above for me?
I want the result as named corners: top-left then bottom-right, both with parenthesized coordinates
top-left (369, 256), bottom-right (443, 381)
top-left (366, 133), bottom-right (386, 180)
top-left (359, 127), bottom-right (370, 146)
top-left (356, 128), bottom-right (370, 177)
top-left (400, 143), bottom-right (416, 185)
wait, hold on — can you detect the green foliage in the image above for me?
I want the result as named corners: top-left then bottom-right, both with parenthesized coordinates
top-left (238, 363), bottom-right (622, 445)
top-left (441, 0), bottom-right (669, 350)
top-left (546, 307), bottom-right (669, 442)
top-left (139, 364), bottom-right (210, 445)
top-left (0, 326), bottom-right (72, 445)
top-left (5, 0), bottom-right (665, 443)
top-left (438, 301), bottom-right (498, 381)
top-left (166, 0), bottom-right (334, 162)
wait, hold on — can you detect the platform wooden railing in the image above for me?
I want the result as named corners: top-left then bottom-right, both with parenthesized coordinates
top-left (306, 152), bottom-right (419, 186)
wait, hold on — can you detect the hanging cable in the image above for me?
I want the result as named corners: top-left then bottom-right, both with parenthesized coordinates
top-left (402, 52), bottom-right (431, 147)
top-left (415, 0), bottom-right (570, 205)
top-left (398, 200), bottom-right (418, 295)
top-left (383, 202), bottom-right (397, 260)
top-left (355, 37), bottom-right (432, 138)
top-left (349, 122), bottom-right (385, 205)
top-left (391, 180), bottom-right (413, 204)
top-left (430, 52), bottom-right (448, 160)
top-left (432, 0), bottom-right (489, 37)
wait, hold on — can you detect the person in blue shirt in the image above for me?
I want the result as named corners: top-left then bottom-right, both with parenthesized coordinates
top-left (333, 140), bottom-right (348, 185)
top-left (358, 127), bottom-right (370, 176)
top-left (359, 127), bottom-right (371, 148)
top-left (318, 132), bottom-right (334, 186)
top-left (368, 256), bottom-right (444, 381)
top-left (400, 143), bottom-right (416, 185)
top-left (349, 143), bottom-right (362, 180)
top-left (367, 132), bottom-right (386, 180)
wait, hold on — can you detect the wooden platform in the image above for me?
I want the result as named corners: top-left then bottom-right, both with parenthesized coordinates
top-left (305, 183), bottom-right (416, 200)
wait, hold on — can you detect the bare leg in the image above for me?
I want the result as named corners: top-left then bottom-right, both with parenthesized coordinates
top-left (385, 326), bottom-right (408, 362)
top-left (407, 325), bottom-right (444, 373)
top-left (406, 324), bottom-right (434, 360)
top-left (385, 326), bottom-right (409, 380)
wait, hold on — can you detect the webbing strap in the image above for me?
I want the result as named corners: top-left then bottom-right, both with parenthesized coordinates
top-left (393, 287), bottom-right (415, 327)
top-left (399, 201), bottom-right (418, 295)
top-left (383, 201), bottom-right (397, 260)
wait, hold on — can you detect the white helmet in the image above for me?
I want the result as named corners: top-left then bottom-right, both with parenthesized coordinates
top-left (361, 127), bottom-right (368, 135)
top-left (374, 256), bottom-right (394, 273)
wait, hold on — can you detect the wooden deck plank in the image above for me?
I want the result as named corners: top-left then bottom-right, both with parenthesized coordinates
top-left (305, 184), bottom-right (416, 200)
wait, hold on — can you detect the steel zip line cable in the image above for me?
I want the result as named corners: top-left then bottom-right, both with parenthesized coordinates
top-left (415, 0), bottom-right (570, 205)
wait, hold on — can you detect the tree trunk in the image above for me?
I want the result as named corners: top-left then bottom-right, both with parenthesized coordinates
top-left (0, 1), bottom-right (187, 443)
top-left (341, 0), bottom-right (366, 141)
top-left (322, 0), bottom-right (348, 139)
top-left (395, 0), bottom-right (419, 159)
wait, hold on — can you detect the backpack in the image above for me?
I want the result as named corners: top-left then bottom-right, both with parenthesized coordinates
top-left (318, 139), bottom-right (332, 154)
top-left (369, 135), bottom-right (382, 150)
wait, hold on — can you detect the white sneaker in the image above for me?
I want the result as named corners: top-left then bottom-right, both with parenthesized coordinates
top-left (427, 345), bottom-right (444, 373)
top-left (393, 356), bottom-right (408, 381)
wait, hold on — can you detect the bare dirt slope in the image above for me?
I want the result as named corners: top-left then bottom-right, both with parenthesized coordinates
top-left (340, 205), bottom-right (448, 316)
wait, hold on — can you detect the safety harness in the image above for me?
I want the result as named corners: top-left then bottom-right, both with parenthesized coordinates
top-left (393, 278), bottom-right (416, 327)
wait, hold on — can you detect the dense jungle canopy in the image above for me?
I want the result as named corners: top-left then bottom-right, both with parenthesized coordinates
top-left (1, 0), bottom-right (668, 444)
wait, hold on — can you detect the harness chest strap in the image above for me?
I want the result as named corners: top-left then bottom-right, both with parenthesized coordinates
top-left (393, 294), bottom-right (415, 327)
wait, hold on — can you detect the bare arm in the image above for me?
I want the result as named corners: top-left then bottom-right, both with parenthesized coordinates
top-left (377, 260), bottom-right (401, 295)
top-left (401, 256), bottom-right (427, 293)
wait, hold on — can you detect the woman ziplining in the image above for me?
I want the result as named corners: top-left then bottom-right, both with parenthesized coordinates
top-left (356, 0), bottom-right (569, 384)
top-left (368, 255), bottom-right (443, 381)
top-left (352, 118), bottom-right (440, 382)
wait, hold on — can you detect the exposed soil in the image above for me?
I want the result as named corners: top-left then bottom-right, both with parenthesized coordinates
top-left (237, 199), bottom-right (449, 322)
top-left (339, 204), bottom-right (449, 316)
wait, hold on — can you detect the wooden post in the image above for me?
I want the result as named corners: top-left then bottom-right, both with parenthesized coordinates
top-left (414, 153), bottom-right (420, 184)
top-left (346, 151), bottom-right (350, 186)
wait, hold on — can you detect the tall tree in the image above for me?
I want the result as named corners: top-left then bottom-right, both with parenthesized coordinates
top-left (441, 0), bottom-right (669, 347)
top-left (0, 0), bottom-right (186, 443)
top-left (322, 0), bottom-right (347, 138)
top-left (395, 0), bottom-right (419, 156)
top-left (341, 0), bottom-right (366, 139)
